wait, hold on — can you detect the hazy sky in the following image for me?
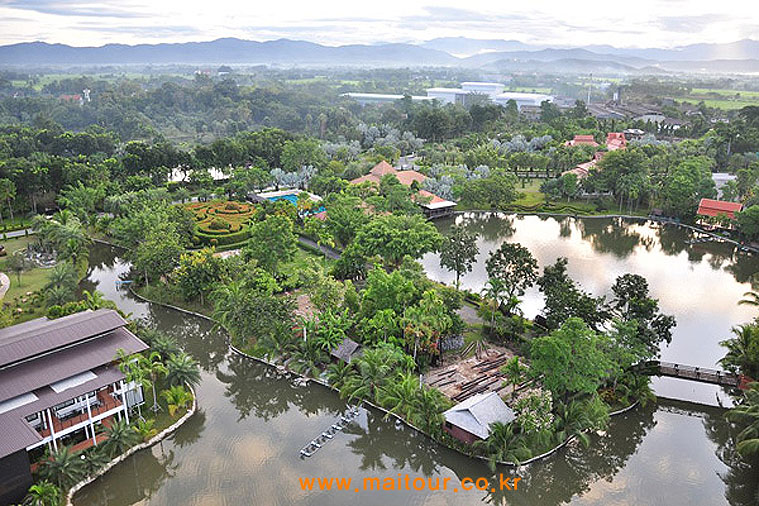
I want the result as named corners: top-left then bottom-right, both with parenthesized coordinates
top-left (0, 0), bottom-right (757, 48)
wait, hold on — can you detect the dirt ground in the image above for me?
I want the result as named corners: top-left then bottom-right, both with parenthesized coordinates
top-left (425, 344), bottom-right (517, 401)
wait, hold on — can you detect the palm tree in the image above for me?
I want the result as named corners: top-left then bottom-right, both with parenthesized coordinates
top-left (501, 356), bottom-right (527, 396)
top-left (341, 347), bottom-right (393, 403)
top-left (37, 446), bottom-right (87, 489)
top-left (739, 291), bottom-right (759, 307)
top-left (116, 348), bottom-right (149, 419)
top-left (554, 395), bottom-right (609, 447)
top-left (45, 263), bottom-right (78, 291)
top-left (0, 178), bottom-right (15, 224)
top-left (326, 361), bottom-right (354, 391)
top-left (134, 418), bottom-right (158, 442)
top-left (378, 372), bottom-right (420, 421)
top-left (102, 418), bottom-right (140, 457)
top-left (23, 480), bottom-right (60, 506)
top-left (720, 324), bottom-right (759, 379)
top-left (727, 383), bottom-right (759, 458)
top-left (141, 352), bottom-right (168, 413)
top-left (412, 386), bottom-right (449, 436)
top-left (146, 331), bottom-right (181, 361)
top-left (162, 385), bottom-right (193, 417)
top-left (165, 352), bottom-right (201, 388)
top-left (45, 285), bottom-right (76, 307)
top-left (473, 422), bottom-right (532, 470)
top-left (289, 338), bottom-right (327, 377)
top-left (481, 277), bottom-right (506, 330)
top-left (211, 280), bottom-right (250, 340)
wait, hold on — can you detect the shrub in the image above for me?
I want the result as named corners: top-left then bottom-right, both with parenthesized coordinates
top-left (208, 218), bottom-right (230, 230)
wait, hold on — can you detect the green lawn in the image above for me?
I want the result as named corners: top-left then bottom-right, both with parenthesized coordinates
top-left (513, 179), bottom-right (547, 207)
top-left (678, 97), bottom-right (759, 110)
top-left (0, 235), bottom-right (50, 321)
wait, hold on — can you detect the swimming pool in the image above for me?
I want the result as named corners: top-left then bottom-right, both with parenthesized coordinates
top-left (267, 193), bottom-right (325, 213)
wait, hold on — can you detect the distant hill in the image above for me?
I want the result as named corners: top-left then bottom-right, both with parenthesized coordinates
top-left (1, 36), bottom-right (758, 73)
top-left (420, 37), bottom-right (534, 56)
top-left (0, 38), bottom-right (457, 66)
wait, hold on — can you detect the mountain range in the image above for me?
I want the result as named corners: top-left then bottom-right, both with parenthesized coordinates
top-left (1, 37), bottom-right (759, 74)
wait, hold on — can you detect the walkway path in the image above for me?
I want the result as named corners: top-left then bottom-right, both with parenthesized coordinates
top-left (0, 272), bottom-right (9, 300)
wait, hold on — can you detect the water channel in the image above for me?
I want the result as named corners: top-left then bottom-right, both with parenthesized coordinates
top-left (74, 214), bottom-right (759, 505)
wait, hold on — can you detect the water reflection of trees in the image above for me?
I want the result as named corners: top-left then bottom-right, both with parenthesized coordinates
top-left (343, 410), bottom-right (446, 476)
top-left (73, 447), bottom-right (179, 505)
top-left (460, 212), bottom-right (515, 242)
top-left (216, 354), bottom-right (343, 422)
top-left (171, 408), bottom-right (207, 449)
top-left (575, 218), bottom-right (651, 258)
top-left (702, 402), bottom-right (759, 505)
top-left (446, 404), bottom-right (656, 506)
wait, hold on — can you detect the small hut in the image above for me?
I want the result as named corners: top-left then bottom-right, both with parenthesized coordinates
top-left (330, 337), bottom-right (361, 363)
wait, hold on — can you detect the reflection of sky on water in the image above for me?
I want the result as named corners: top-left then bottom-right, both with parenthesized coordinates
top-left (422, 213), bottom-right (759, 405)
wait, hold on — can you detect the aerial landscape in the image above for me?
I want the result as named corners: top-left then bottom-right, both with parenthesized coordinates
top-left (1, 1), bottom-right (759, 505)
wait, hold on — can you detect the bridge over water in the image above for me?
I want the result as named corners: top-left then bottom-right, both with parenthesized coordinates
top-left (635, 360), bottom-right (753, 390)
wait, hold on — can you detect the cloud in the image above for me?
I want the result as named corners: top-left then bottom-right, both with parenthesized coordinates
top-left (657, 14), bottom-right (731, 33)
top-left (1, 0), bottom-right (150, 18)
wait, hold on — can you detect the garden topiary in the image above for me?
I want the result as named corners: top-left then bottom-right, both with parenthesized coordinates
top-left (208, 217), bottom-right (230, 230)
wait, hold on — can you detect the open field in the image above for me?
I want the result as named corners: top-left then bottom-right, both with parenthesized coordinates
top-left (678, 97), bottom-right (759, 110)
top-left (690, 88), bottom-right (759, 99)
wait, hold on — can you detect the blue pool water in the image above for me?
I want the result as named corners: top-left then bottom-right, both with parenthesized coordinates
top-left (267, 194), bottom-right (325, 213)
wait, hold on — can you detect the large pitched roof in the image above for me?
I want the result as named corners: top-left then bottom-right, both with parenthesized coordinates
top-left (444, 391), bottom-right (515, 439)
top-left (697, 198), bottom-right (743, 219)
top-left (0, 309), bottom-right (128, 368)
top-left (0, 326), bottom-right (146, 403)
top-left (369, 160), bottom-right (396, 177)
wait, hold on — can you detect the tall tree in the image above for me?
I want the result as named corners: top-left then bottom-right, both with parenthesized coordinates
top-left (439, 223), bottom-right (479, 289)
top-left (485, 242), bottom-right (538, 300)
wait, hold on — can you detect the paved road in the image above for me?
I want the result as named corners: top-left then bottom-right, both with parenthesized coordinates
top-left (297, 236), bottom-right (341, 260)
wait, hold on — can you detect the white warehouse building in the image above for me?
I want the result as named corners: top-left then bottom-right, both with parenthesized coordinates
top-left (493, 91), bottom-right (554, 110)
top-left (343, 82), bottom-right (554, 111)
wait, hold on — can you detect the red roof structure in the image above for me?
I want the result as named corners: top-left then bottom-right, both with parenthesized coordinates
top-left (606, 132), bottom-right (627, 151)
top-left (697, 198), bottom-right (743, 219)
top-left (565, 135), bottom-right (599, 147)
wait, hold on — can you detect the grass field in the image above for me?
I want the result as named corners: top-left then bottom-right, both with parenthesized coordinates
top-left (690, 88), bottom-right (759, 99)
top-left (513, 179), bottom-right (546, 206)
top-left (678, 97), bottom-right (758, 110)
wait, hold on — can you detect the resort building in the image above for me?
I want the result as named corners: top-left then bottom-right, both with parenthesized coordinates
top-left (696, 198), bottom-right (743, 221)
top-left (349, 161), bottom-right (456, 219)
top-left (606, 132), bottom-right (627, 151)
top-left (0, 309), bottom-right (147, 505)
top-left (565, 135), bottom-right (599, 147)
top-left (443, 392), bottom-right (516, 444)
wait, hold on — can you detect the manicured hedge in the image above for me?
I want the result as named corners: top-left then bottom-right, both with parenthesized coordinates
top-left (196, 228), bottom-right (251, 245)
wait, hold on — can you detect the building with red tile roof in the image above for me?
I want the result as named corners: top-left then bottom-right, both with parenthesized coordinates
top-left (565, 135), bottom-right (599, 147)
top-left (606, 132), bottom-right (627, 151)
top-left (349, 161), bottom-right (455, 218)
top-left (697, 198), bottom-right (743, 220)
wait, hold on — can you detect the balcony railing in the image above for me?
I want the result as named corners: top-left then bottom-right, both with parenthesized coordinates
top-left (37, 390), bottom-right (122, 437)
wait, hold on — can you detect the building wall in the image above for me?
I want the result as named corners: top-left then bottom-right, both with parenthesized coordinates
top-left (443, 422), bottom-right (481, 445)
top-left (0, 450), bottom-right (33, 506)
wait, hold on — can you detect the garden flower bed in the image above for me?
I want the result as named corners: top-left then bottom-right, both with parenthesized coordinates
top-left (185, 200), bottom-right (258, 246)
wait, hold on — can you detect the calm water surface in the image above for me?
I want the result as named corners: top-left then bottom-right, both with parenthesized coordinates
top-left (74, 215), bottom-right (759, 505)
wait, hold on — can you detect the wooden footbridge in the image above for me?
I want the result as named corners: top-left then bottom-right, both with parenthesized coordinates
top-left (634, 361), bottom-right (752, 390)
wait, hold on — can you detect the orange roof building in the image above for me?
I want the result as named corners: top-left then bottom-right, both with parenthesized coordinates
top-left (606, 132), bottom-right (627, 151)
top-left (349, 160), bottom-right (454, 218)
top-left (565, 135), bottom-right (599, 147)
top-left (697, 198), bottom-right (743, 220)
